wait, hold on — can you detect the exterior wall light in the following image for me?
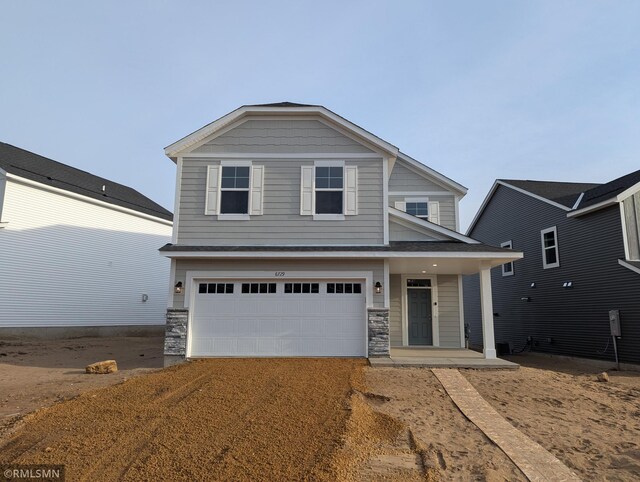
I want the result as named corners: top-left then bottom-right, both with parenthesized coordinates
top-left (375, 282), bottom-right (383, 294)
top-left (174, 281), bottom-right (183, 294)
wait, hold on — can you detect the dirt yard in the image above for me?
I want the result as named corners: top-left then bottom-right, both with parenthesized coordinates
top-left (1, 341), bottom-right (639, 481)
top-left (0, 337), bottom-right (163, 438)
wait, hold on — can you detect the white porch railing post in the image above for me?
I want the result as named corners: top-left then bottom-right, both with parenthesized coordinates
top-left (479, 264), bottom-right (497, 359)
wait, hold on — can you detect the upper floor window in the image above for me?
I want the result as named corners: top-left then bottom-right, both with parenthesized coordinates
top-left (406, 202), bottom-right (429, 219)
top-left (315, 166), bottom-right (343, 214)
top-left (541, 226), bottom-right (560, 269)
top-left (220, 166), bottom-right (250, 214)
top-left (501, 240), bottom-right (514, 276)
top-left (622, 193), bottom-right (640, 261)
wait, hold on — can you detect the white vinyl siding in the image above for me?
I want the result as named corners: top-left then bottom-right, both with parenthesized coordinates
top-left (178, 158), bottom-right (383, 245)
top-left (191, 119), bottom-right (376, 155)
top-left (0, 178), bottom-right (171, 327)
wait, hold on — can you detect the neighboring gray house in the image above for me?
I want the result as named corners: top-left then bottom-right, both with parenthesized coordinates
top-left (160, 103), bottom-right (520, 364)
top-left (0, 142), bottom-right (173, 336)
top-left (464, 171), bottom-right (640, 365)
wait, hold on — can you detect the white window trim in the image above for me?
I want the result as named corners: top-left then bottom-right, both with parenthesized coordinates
top-left (400, 274), bottom-right (439, 347)
top-left (313, 160), bottom-right (346, 220)
top-left (541, 226), bottom-right (560, 269)
top-left (404, 197), bottom-right (430, 219)
top-left (217, 160), bottom-right (252, 219)
top-left (501, 240), bottom-right (514, 276)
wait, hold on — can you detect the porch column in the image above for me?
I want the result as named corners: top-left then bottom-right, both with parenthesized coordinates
top-left (479, 264), bottom-right (497, 359)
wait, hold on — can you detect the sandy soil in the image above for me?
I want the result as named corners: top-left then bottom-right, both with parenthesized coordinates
top-left (365, 367), bottom-right (525, 481)
top-left (0, 337), bottom-right (163, 437)
top-left (0, 358), bottom-right (375, 481)
top-left (464, 355), bottom-right (640, 481)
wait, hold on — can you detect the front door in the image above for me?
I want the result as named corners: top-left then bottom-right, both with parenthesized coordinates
top-left (408, 287), bottom-right (433, 345)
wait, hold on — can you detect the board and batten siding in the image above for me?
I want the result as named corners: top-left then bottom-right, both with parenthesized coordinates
top-left (389, 274), bottom-right (461, 347)
top-left (192, 119), bottom-right (376, 155)
top-left (172, 258), bottom-right (385, 308)
top-left (0, 178), bottom-right (172, 327)
top-left (464, 184), bottom-right (640, 365)
top-left (388, 194), bottom-right (457, 231)
top-left (177, 158), bottom-right (384, 245)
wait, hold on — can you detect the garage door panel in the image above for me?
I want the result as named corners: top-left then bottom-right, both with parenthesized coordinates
top-left (190, 279), bottom-right (366, 357)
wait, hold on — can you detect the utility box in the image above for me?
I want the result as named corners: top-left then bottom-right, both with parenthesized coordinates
top-left (609, 310), bottom-right (622, 337)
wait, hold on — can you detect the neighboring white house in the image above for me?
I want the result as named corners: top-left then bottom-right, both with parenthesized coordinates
top-left (0, 142), bottom-right (173, 336)
top-left (161, 102), bottom-right (521, 364)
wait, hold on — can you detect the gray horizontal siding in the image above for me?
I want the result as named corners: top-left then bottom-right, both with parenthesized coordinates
top-left (177, 158), bottom-right (384, 245)
top-left (172, 258), bottom-right (385, 308)
top-left (389, 161), bottom-right (449, 192)
top-left (192, 119), bottom-right (375, 154)
top-left (464, 184), bottom-right (640, 365)
top-left (437, 275), bottom-right (462, 348)
top-left (389, 220), bottom-right (441, 241)
top-left (389, 194), bottom-right (457, 231)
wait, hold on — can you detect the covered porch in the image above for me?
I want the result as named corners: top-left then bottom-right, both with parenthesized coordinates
top-left (381, 244), bottom-right (522, 362)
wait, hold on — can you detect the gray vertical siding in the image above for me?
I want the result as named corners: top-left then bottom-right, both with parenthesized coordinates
top-left (192, 119), bottom-right (375, 154)
top-left (464, 184), bottom-right (640, 364)
top-left (177, 157), bottom-right (384, 245)
top-left (172, 258), bottom-right (385, 308)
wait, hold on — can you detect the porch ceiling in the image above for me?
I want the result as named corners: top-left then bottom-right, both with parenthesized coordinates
top-left (389, 255), bottom-right (514, 275)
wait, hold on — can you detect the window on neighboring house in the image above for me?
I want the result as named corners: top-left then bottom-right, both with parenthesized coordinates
top-left (541, 226), bottom-right (560, 269)
top-left (315, 166), bottom-right (343, 214)
top-left (406, 202), bottom-right (429, 219)
top-left (501, 240), bottom-right (514, 276)
top-left (622, 192), bottom-right (640, 260)
top-left (220, 166), bottom-right (250, 214)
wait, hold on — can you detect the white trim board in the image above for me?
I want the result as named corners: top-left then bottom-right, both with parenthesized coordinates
top-left (6, 173), bottom-right (173, 226)
top-left (619, 259), bottom-right (640, 275)
top-left (162, 250), bottom-right (524, 260)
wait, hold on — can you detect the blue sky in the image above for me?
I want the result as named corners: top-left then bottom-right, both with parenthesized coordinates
top-left (1, 1), bottom-right (638, 230)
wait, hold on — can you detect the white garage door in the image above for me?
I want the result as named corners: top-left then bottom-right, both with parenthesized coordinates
top-left (190, 280), bottom-right (366, 357)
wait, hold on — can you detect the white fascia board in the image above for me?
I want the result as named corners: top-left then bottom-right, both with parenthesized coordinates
top-left (162, 250), bottom-right (523, 260)
top-left (467, 180), bottom-right (571, 235)
top-left (569, 181), bottom-right (640, 217)
top-left (396, 152), bottom-right (468, 196)
top-left (6, 173), bottom-right (173, 226)
top-left (389, 206), bottom-right (481, 244)
top-left (165, 105), bottom-right (400, 160)
top-left (619, 259), bottom-right (640, 275)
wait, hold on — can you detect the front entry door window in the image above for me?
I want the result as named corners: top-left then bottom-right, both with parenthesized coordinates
top-left (407, 279), bottom-right (433, 345)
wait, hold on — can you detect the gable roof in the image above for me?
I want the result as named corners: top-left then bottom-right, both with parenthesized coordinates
top-left (397, 152), bottom-right (468, 196)
top-left (389, 207), bottom-right (480, 244)
top-left (0, 142), bottom-right (173, 222)
top-left (501, 179), bottom-right (600, 209)
top-left (164, 103), bottom-right (400, 160)
top-left (576, 169), bottom-right (640, 210)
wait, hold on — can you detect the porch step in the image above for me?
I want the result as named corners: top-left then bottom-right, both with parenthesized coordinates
top-left (369, 357), bottom-right (519, 370)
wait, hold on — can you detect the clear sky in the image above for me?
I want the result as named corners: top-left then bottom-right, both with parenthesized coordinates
top-left (1, 1), bottom-right (639, 230)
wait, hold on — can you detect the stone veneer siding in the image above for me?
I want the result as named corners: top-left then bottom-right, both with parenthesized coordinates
top-left (164, 309), bottom-right (188, 356)
top-left (367, 308), bottom-right (390, 357)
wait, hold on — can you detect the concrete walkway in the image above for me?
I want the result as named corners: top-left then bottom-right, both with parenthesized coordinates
top-left (432, 368), bottom-right (581, 482)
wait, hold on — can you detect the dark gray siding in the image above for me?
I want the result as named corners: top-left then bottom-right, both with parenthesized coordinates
top-left (464, 184), bottom-right (640, 365)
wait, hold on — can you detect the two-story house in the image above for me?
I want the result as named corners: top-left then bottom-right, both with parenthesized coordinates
top-left (160, 103), bottom-right (520, 365)
top-left (464, 171), bottom-right (640, 365)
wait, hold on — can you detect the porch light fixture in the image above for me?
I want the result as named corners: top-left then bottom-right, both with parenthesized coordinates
top-left (174, 281), bottom-right (183, 294)
top-left (432, 264), bottom-right (438, 267)
top-left (421, 270), bottom-right (426, 274)
top-left (375, 282), bottom-right (383, 294)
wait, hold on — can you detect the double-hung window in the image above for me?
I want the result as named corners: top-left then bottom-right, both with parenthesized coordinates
top-left (406, 201), bottom-right (429, 219)
top-left (541, 226), bottom-right (560, 269)
top-left (315, 166), bottom-right (344, 214)
top-left (220, 166), bottom-right (250, 214)
top-left (501, 240), bottom-right (514, 276)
